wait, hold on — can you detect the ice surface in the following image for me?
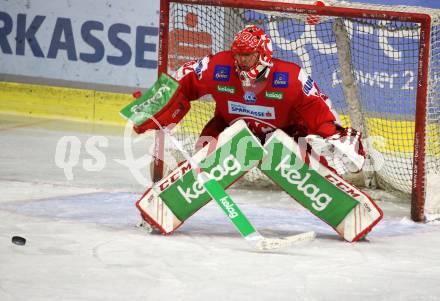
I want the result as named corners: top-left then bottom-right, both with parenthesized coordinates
top-left (1, 114), bottom-right (440, 301)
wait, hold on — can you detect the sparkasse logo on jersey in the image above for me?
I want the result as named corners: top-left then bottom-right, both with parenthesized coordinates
top-left (272, 72), bottom-right (289, 88)
top-left (228, 101), bottom-right (275, 120)
top-left (213, 65), bottom-right (231, 81)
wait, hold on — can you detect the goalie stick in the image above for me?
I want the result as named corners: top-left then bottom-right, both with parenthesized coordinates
top-left (145, 116), bottom-right (316, 251)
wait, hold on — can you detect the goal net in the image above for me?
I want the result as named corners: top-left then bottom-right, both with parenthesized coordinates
top-left (156, 0), bottom-right (440, 221)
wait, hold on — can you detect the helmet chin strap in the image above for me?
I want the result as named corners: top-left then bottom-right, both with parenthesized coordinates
top-left (238, 57), bottom-right (273, 87)
top-left (259, 56), bottom-right (273, 68)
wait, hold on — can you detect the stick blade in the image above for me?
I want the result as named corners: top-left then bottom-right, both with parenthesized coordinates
top-left (255, 231), bottom-right (316, 251)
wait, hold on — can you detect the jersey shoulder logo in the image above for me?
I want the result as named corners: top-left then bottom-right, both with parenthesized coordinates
top-left (272, 72), bottom-right (289, 88)
top-left (298, 68), bottom-right (318, 96)
top-left (303, 76), bottom-right (314, 95)
top-left (213, 65), bottom-right (231, 82)
top-left (173, 56), bottom-right (210, 80)
top-left (194, 59), bottom-right (205, 78)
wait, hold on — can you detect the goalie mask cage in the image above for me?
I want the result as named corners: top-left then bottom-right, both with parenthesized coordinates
top-left (155, 0), bottom-right (440, 222)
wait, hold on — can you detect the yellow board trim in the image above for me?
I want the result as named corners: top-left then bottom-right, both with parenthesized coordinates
top-left (340, 115), bottom-right (439, 154)
top-left (1, 81), bottom-right (438, 155)
top-left (0, 81), bottom-right (130, 125)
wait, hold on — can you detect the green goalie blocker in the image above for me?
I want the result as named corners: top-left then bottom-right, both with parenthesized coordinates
top-left (120, 73), bottom-right (190, 134)
top-left (136, 120), bottom-right (267, 234)
top-left (259, 130), bottom-right (383, 242)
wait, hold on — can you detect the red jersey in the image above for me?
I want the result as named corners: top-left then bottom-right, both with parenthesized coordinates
top-left (174, 51), bottom-right (340, 141)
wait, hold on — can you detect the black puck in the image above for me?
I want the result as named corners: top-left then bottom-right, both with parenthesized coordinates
top-left (11, 236), bottom-right (26, 246)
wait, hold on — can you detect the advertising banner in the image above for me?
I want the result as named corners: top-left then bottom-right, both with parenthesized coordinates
top-left (0, 0), bottom-right (160, 91)
top-left (249, 12), bottom-right (420, 117)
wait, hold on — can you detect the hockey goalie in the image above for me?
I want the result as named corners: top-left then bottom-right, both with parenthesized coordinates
top-left (124, 25), bottom-right (383, 242)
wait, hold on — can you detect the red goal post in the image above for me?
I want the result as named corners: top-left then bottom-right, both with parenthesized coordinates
top-left (155, 0), bottom-right (440, 222)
